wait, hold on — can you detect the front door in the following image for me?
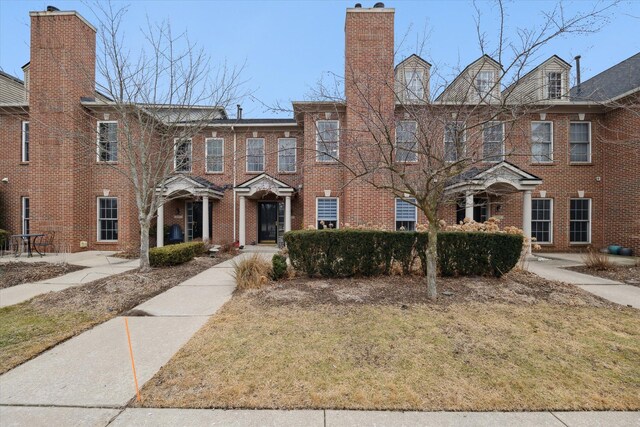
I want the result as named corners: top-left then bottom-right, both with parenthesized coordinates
top-left (186, 201), bottom-right (212, 241)
top-left (258, 202), bottom-right (278, 243)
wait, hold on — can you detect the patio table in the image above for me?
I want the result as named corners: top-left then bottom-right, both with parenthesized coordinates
top-left (10, 233), bottom-right (45, 257)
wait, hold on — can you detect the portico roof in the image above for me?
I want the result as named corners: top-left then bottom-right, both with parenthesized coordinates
top-left (446, 161), bottom-right (542, 193)
top-left (157, 174), bottom-right (224, 198)
top-left (234, 173), bottom-right (295, 197)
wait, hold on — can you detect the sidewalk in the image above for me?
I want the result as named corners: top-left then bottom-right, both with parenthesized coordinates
top-left (0, 251), bottom-right (139, 307)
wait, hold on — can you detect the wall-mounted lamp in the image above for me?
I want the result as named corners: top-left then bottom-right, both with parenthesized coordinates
top-left (1, 177), bottom-right (8, 184)
top-left (175, 207), bottom-right (181, 215)
top-left (495, 204), bottom-right (502, 212)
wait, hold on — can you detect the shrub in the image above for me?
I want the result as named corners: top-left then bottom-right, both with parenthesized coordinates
top-left (284, 229), bottom-right (522, 278)
top-left (583, 247), bottom-right (613, 270)
top-left (271, 253), bottom-right (288, 280)
top-left (149, 242), bottom-right (205, 267)
top-left (232, 253), bottom-right (272, 289)
top-left (0, 229), bottom-right (9, 250)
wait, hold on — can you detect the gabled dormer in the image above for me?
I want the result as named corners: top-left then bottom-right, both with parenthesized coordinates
top-left (503, 55), bottom-right (571, 104)
top-left (436, 55), bottom-right (502, 104)
top-left (395, 54), bottom-right (431, 103)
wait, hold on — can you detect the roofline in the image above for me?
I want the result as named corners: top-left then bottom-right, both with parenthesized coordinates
top-left (503, 55), bottom-right (571, 94)
top-left (0, 70), bottom-right (25, 85)
top-left (395, 53), bottom-right (432, 69)
top-left (29, 10), bottom-right (96, 33)
top-left (573, 52), bottom-right (640, 90)
top-left (435, 54), bottom-right (503, 101)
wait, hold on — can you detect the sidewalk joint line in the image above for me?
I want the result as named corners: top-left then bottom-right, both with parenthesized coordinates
top-left (550, 411), bottom-right (569, 426)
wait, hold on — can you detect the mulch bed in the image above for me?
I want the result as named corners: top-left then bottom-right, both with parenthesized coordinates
top-left (566, 265), bottom-right (640, 287)
top-left (0, 262), bottom-right (86, 289)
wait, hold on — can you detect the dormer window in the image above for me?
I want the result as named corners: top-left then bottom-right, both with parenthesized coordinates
top-left (476, 71), bottom-right (494, 99)
top-left (547, 72), bottom-right (562, 99)
top-left (404, 69), bottom-right (424, 101)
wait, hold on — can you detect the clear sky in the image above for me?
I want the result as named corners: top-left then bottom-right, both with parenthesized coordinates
top-left (1, 0), bottom-right (638, 118)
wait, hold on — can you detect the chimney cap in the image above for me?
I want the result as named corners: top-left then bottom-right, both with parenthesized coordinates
top-left (354, 3), bottom-right (362, 7)
top-left (373, 2), bottom-right (385, 7)
top-left (574, 55), bottom-right (581, 60)
top-left (46, 5), bottom-right (60, 12)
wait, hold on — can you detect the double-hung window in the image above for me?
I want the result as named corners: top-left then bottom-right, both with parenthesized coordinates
top-left (278, 138), bottom-right (296, 172)
top-left (97, 121), bottom-right (118, 162)
top-left (531, 199), bottom-right (552, 243)
top-left (205, 138), bottom-right (224, 173)
top-left (21, 121), bottom-right (29, 162)
top-left (174, 138), bottom-right (192, 172)
top-left (531, 122), bottom-right (553, 162)
top-left (569, 122), bottom-right (591, 163)
top-left (317, 198), bottom-right (338, 229)
top-left (444, 122), bottom-right (465, 162)
top-left (395, 198), bottom-right (417, 231)
top-left (246, 138), bottom-right (265, 172)
top-left (21, 197), bottom-right (30, 235)
top-left (476, 70), bottom-right (494, 99)
top-left (97, 197), bottom-right (118, 242)
top-left (404, 69), bottom-right (424, 101)
top-left (316, 120), bottom-right (339, 162)
top-left (396, 121), bottom-right (418, 162)
top-left (547, 72), bottom-right (562, 99)
top-left (569, 198), bottom-right (590, 243)
top-left (483, 121), bottom-right (504, 162)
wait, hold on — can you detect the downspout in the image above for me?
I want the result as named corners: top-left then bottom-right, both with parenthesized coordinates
top-left (232, 125), bottom-right (237, 242)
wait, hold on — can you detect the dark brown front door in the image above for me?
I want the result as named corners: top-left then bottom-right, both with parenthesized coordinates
top-left (258, 202), bottom-right (278, 243)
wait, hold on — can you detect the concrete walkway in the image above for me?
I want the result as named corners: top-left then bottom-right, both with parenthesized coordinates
top-left (526, 253), bottom-right (640, 309)
top-left (0, 251), bottom-right (139, 308)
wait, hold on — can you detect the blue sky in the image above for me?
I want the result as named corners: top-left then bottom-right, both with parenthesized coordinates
top-left (1, 0), bottom-right (638, 118)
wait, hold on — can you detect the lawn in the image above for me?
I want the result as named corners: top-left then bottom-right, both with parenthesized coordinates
top-left (0, 262), bottom-right (85, 289)
top-left (0, 254), bottom-right (235, 374)
top-left (139, 271), bottom-right (640, 411)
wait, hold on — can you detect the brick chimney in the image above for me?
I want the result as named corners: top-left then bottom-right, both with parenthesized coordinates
top-left (28, 8), bottom-right (96, 249)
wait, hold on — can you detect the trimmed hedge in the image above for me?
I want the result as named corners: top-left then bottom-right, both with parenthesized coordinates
top-left (284, 230), bottom-right (522, 278)
top-left (149, 242), bottom-right (205, 267)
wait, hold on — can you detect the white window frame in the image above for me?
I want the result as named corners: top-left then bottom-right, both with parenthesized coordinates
top-left (444, 121), bottom-right (466, 163)
top-left (395, 198), bottom-right (417, 231)
top-left (173, 138), bottom-right (193, 172)
top-left (396, 120), bottom-right (418, 163)
top-left (476, 70), bottom-right (494, 100)
top-left (316, 120), bottom-right (339, 163)
top-left (21, 121), bottom-right (29, 162)
top-left (404, 68), bottom-right (425, 101)
top-left (205, 137), bottom-right (224, 173)
top-left (277, 138), bottom-right (297, 173)
top-left (246, 137), bottom-right (265, 173)
top-left (531, 198), bottom-right (553, 244)
top-left (96, 121), bottom-right (118, 163)
top-left (21, 196), bottom-right (30, 235)
top-left (531, 121), bottom-right (553, 163)
top-left (97, 197), bottom-right (119, 242)
top-left (546, 71), bottom-right (563, 100)
top-left (483, 121), bottom-right (505, 163)
top-left (316, 197), bottom-right (339, 230)
top-left (569, 198), bottom-right (591, 244)
top-left (569, 121), bottom-right (591, 163)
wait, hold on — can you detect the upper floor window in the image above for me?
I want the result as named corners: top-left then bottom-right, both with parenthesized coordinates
top-left (278, 138), bottom-right (296, 173)
top-left (444, 122), bottom-right (466, 162)
top-left (476, 70), bottom-right (494, 99)
top-left (174, 138), bottom-right (192, 172)
top-left (483, 121), bottom-right (504, 162)
top-left (206, 138), bottom-right (224, 173)
top-left (404, 69), bottom-right (424, 101)
top-left (396, 121), bottom-right (418, 163)
top-left (97, 197), bottom-right (118, 242)
top-left (569, 122), bottom-right (591, 163)
top-left (317, 197), bottom-right (338, 229)
top-left (547, 72), bottom-right (562, 99)
top-left (97, 121), bottom-right (118, 162)
top-left (246, 138), bottom-right (265, 172)
top-left (531, 122), bottom-right (553, 163)
top-left (395, 198), bottom-right (417, 231)
top-left (316, 120), bottom-right (339, 162)
top-left (21, 121), bottom-right (29, 162)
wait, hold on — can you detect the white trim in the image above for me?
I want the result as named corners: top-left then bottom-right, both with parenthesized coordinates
top-left (246, 137), bottom-right (265, 173)
top-left (316, 197), bottom-right (339, 229)
top-left (96, 120), bottom-right (118, 163)
top-left (277, 137), bottom-right (297, 173)
top-left (21, 196), bottom-right (30, 235)
top-left (396, 120), bottom-right (419, 163)
top-left (531, 121), bottom-right (554, 163)
top-left (97, 196), bottom-right (118, 242)
top-left (569, 198), bottom-right (591, 244)
top-left (394, 197), bottom-right (417, 231)
top-left (173, 138), bottom-right (193, 172)
top-left (531, 198), bottom-right (553, 244)
top-left (482, 121), bottom-right (505, 163)
top-left (545, 70), bottom-right (564, 100)
top-left (475, 70), bottom-right (495, 101)
top-left (21, 121), bottom-right (29, 162)
top-left (569, 121), bottom-right (592, 163)
top-left (205, 137), bottom-right (224, 173)
top-left (404, 68), bottom-right (425, 101)
top-left (316, 120), bottom-right (339, 163)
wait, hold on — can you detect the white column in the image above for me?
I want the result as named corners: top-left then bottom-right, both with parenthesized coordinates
top-left (284, 196), bottom-right (292, 232)
top-left (156, 203), bottom-right (164, 248)
top-left (239, 195), bottom-right (246, 247)
top-left (202, 196), bottom-right (210, 243)
top-left (465, 191), bottom-right (474, 221)
top-left (523, 190), bottom-right (532, 254)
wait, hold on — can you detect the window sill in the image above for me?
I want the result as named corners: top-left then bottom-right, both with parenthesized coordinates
top-left (19, 162), bottom-right (29, 165)
top-left (97, 161), bottom-right (119, 165)
top-left (569, 242), bottom-right (590, 246)
top-left (530, 162), bottom-right (555, 166)
top-left (245, 171), bottom-right (265, 175)
top-left (277, 171), bottom-right (297, 175)
top-left (205, 171), bottom-right (224, 175)
top-left (96, 241), bottom-right (118, 244)
top-left (569, 162), bottom-right (593, 166)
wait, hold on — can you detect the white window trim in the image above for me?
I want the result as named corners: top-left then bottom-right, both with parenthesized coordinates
top-left (569, 121), bottom-right (592, 163)
top-left (277, 137), bottom-right (297, 173)
top-left (443, 121), bottom-right (467, 163)
top-left (21, 196), bottom-right (30, 235)
top-left (21, 121), bottom-right (29, 163)
top-left (246, 137), bottom-right (265, 173)
top-left (395, 120), bottom-right (419, 163)
top-left (96, 121), bottom-right (118, 163)
top-left (205, 137), bottom-right (224, 173)
top-left (316, 197), bottom-right (339, 229)
top-left (531, 121), bottom-right (554, 163)
top-left (483, 121), bottom-right (505, 163)
top-left (475, 70), bottom-right (495, 101)
top-left (545, 71), bottom-right (564, 100)
top-left (97, 196), bottom-right (118, 242)
top-left (531, 198), bottom-right (553, 244)
top-left (316, 120), bottom-right (339, 163)
top-left (569, 198), bottom-right (591, 244)
top-left (173, 138), bottom-right (193, 172)
top-left (395, 198), bottom-right (418, 231)
top-left (404, 68), bottom-right (425, 101)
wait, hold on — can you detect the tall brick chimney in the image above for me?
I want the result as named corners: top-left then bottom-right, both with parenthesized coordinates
top-left (343, 3), bottom-right (395, 226)
top-left (29, 8), bottom-right (96, 249)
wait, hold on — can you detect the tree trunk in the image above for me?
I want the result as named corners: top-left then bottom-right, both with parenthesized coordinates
top-left (425, 225), bottom-right (438, 300)
top-left (139, 220), bottom-right (151, 272)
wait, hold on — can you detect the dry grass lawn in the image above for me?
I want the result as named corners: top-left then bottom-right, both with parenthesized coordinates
top-left (139, 272), bottom-right (640, 411)
top-left (0, 262), bottom-right (85, 289)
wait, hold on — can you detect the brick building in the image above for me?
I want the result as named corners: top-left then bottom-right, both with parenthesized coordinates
top-left (1, 5), bottom-right (638, 254)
